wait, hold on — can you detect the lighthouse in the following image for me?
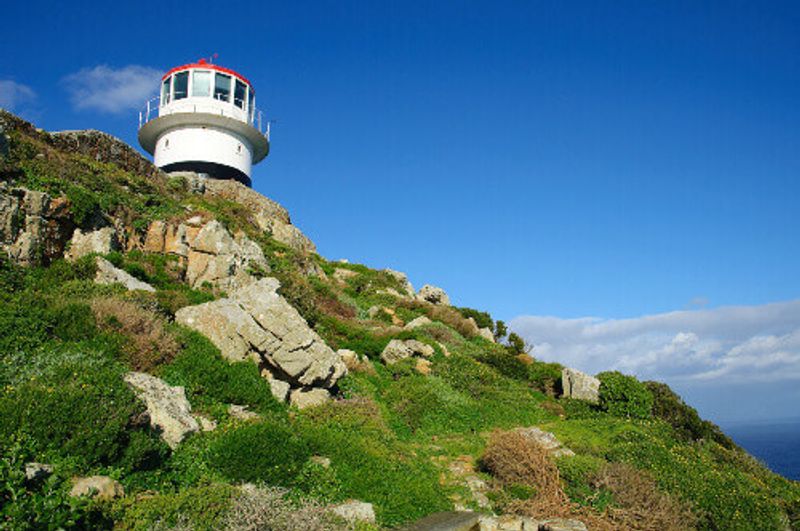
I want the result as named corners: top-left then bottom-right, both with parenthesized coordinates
top-left (138, 59), bottom-right (269, 187)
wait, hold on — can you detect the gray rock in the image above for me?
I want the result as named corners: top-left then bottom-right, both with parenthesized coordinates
top-left (330, 500), bottom-right (376, 524)
top-left (402, 511), bottom-right (480, 531)
top-left (229, 404), bottom-right (260, 421)
top-left (195, 415), bottom-right (217, 432)
top-left (479, 515), bottom-right (541, 530)
top-left (94, 257), bottom-right (155, 292)
top-left (176, 278), bottom-right (347, 397)
top-left (69, 476), bottom-right (124, 501)
top-left (562, 367), bottom-right (600, 403)
top-left (261, 368), bottom-right (291, 402)
top-left (417, 284), bottom-right (450, 306)
top-left (404, 316), bottom-right (432, 330)
top-left (380, 339), bottom-right (435, 364)
top-left (66, 227), bottom-right (118, 261)
top-left (514, 427), bottom-right (575, 457)
top-left (539, 519), bottom-right (588, 531)
top-left (124, 372), bottom-right (199, 449)
top-left (478, 327), bottom-right (495, 342)
top-left (290, 388), bottom-right (331, 409)
top-left (24, 462), bottom-right (53, 482)
top-left (384, 268), bottom-right (415, 296)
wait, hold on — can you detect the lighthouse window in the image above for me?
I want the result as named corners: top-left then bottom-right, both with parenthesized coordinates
top-left (214, 73), bottom-right (231, 102)
top-left (191, 70), bottom-right (212, 97)
top-left (248, 89), bottom-right (255, 119)
top-left (234, 80), bottom-right (247, 109)
top-left (173, 71), bottom-right (189, 100)
top-left (160, 78), bottom-right (170, 105)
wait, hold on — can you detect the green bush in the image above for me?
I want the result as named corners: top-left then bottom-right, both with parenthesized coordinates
top-left (527, 360), bottom-right (563, 395)
top-left (208, 422), bottom-right (310, 486)
top-left (0, 436), bottom-right (108, 529)
top-left (645, 381), bottom-right (734, 449)
top-left (51, 302), bottom-right (97, 342)
top-left (597, 371), bottom-right (653, 419)
top-left (162, 329), bottom-right (285, 416)
top-left (556, 454), bottom-right (610, 509)
top-left (295, 400), bottom-right (451, 526)
top-left (476, 348), bottom-right (529, 381)
top-left (65, 185), bottom-right (100, 227)
top-left (0, 345), bottom-right (140, 469)
top-left (456, 307), bottom-right (493, 330)
top-left (114, 483), bottom-right (235, 531)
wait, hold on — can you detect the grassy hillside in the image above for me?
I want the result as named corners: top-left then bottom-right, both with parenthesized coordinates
top-left (1, 111), bottom-right (798, 530)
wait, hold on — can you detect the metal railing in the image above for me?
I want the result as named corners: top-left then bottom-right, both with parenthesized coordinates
top-left (138, 96), bottom-right (270, 140)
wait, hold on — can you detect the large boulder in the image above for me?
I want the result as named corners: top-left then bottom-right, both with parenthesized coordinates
top-left (124, 372), bottom-right (199, 448)
top-left (404, 316), bottom-right (432, 330)
top-left (384, 268), bottom-right (415, 296)
top-left (94, 257), bottom-right (155, 292)
top-left (176, 278), bottom-right (346, 401)
top-left (417, 284), bottom-right (450, 306)
top-left (66, 226), bottom-right (119, 260)
top-left (0, 185), bottom-right (73, 265)
top-left (561, 368), bottom-right (600, 404)
top-left (380, 339), bottom-right (435, 365)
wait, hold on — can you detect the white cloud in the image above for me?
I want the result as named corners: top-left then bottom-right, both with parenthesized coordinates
top-left (0, 80), bottom-right (36, 111)
top-left (62, 65), bottom-right (161, 114)
top-left (510, 300), bottom-right (800, 385)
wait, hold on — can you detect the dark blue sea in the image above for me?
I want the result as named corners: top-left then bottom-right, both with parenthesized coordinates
top-left (722, 419), bottom-right (800, 481)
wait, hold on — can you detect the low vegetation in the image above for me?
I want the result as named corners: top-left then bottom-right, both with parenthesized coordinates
top-left (1, 111), bottom-right (798, 530)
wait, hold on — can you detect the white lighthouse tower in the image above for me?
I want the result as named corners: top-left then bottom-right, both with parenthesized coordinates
top-left (138, 59), bottom-right (269, 187)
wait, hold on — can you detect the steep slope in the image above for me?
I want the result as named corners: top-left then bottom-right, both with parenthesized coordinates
top-left (1, 110), bottom-right (798, 530)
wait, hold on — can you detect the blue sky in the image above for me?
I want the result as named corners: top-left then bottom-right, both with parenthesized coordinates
top-left (2, 1), bottom-right (799, 422)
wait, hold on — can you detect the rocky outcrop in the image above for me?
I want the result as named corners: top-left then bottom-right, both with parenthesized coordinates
top-left (124, 372), bottom-right (200, 449)
top-left (0, 185), bottom-right (73, 265)
top-left (514, 427), bottom-right (575, 458)
top-left (561, 368), bottom-right (600, 404)
top-left (201, 177), bottom-right (316, 253)
top-left (49, 129), bottom-right (162, 181)
top-left (417, 284), bottom-right (451, 306)
top-left (94, 257), bottom-right (155, 291)
top-left (380, 339), bottom-right (435, 365)
top-left (176, 278), bottom-right (346, 403)
top-left (69, 476), bottom-right (124, 501)
top-left (66, 227), bottom-right (119, 260)
top-left (140, 218), bottom-right (269, 290)
top-left (478, 327), bottom-right (495, 342)
top-left (384, 268), bottom-right (415, 296)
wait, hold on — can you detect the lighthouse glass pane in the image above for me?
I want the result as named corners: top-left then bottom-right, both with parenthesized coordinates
top-left (191, 70), bottom-right (211, 97)
top-left (234, 80), bottom-right (246, 109)
top-left (160, 78), bottom-right (170, 105)
top-left (248, 90), bottom-right (255, 120)
top-left (214, 73), bottom-right (231, 102)
top-left (173, 71), bottom-right (189, 100)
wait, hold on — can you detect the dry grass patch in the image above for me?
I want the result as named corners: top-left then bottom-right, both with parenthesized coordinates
top-left (92, 297), bottom-right (180, 371)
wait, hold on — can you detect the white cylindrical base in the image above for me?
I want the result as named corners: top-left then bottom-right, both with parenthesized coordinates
top-left (153, 125), bottom-right (253, 179)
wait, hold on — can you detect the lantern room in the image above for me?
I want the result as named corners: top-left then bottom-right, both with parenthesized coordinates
top-left (138, 59), bottom-right (270, 187)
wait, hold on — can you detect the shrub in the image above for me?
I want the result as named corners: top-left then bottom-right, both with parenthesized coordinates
top-left (0, 345), bottom-right (140, 469)
top-left (92, 298), bottom-right (179, 371)
top-left (208, 422), bottom-right (310, 486)
top-left (456, 307), bottom-right (493, 330)
top-left (65, 185), bottom-right (99, 226)
top-left (476, 348), bottom-right (530, 381)
top-left (590, 462), bottom-right (698, 531)
top-left (51, 302), bottom-right (97, 342)
top-left (527, 360), bottom-right (563, 396)
top-left (645, 381), bottom-right (734, 449)
top-left (115, 483), bottom-right (235, 531)
top-left (480, 429), bottom-right (568, 515)
top-left (162, 329), bottom-right (284, 416)
top-left (425, 304), bottom-right (480, 338)
top-left (0, 436), bottom-right (108, 529)
top-left (597, 371), bottom-right (653, 419)
top-left (223, 485), bottom-right (345, 531)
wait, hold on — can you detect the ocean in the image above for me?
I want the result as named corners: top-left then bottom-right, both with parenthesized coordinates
top-left (722, 419), bottom-right (800, 482)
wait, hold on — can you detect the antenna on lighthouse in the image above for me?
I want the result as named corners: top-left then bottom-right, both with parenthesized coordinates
top-left (208, 52), bottom-right (219, 64)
